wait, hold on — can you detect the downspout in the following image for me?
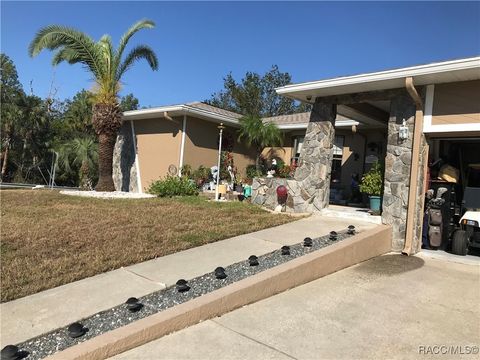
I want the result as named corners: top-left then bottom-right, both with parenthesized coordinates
top-left (403, 77), bottom-right (424, 255)
top-left (178, 114), bottom-right (187, 176)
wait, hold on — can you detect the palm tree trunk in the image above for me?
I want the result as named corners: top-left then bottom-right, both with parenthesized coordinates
top-left (80, 159), bottom-right (91, 190)
top-left (92, 102), bottom-right (122, 192)
top-left (95, 133), bottom-right (116, 191)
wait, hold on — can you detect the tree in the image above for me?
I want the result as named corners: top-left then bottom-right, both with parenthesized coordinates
top-left (0, 54), bottom-right (25, 181)
top-left (29, 19), bottom-right (158, 191)
top-left (120, 93), bottom-right (139, 111)
top-left (14, 95), bottom-right (52, 180)
top-left (62, 89), bottom-right (95, 136)
top-left (58, 137), bottom-right (98, 189)
top-left (207, 65), bottom-right (310, 117)
top-left (237, 115), bottom-right (283, 171)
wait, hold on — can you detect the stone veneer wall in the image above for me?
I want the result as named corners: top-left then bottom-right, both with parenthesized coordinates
top-left (251, 102), bottom-right (336, 212)
top-left (113, 121), bottom-right (138, 192)
top-left (381, 92), bottom-right (427, 251)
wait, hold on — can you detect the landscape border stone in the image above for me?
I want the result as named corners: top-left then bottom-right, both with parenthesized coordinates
top-left (47, 225), bottom-right (391, 360)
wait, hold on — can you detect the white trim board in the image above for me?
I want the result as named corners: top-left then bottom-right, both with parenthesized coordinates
top-left (423, 84), bottom-right (435, 132)
top-left (422, 83), bottom-right (480, 133)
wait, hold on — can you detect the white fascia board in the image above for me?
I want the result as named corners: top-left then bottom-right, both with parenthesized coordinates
top-left (123, 105), bottom-right (240, 126)
top-left (123, 105), bottom-right (184, 119)
top-left (277, 124), bottom-right (308, 130)
top-left (276, 57), bottom-right (480, 96)
top-left (277, 119), bottom-right (359, 130)
top-left (335, 120), bottom-right (360, 127)
top-left (424, 123), bottom-right (480, 133)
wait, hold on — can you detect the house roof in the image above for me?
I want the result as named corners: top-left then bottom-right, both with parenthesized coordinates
top-left (276, 56), bottom-right (480, 103)
top-left (123, 104), bottom-right (362, 130)
top-left (122, 101), bottom-right (242, 126)
top-left (123, 102), bottom-right (361, 129)
top-left (186, 102), bottom-right (243, 120)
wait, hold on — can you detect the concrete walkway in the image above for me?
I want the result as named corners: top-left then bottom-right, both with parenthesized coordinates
top-left (1, 214), bottom-right (376, 346)
top-left (112, 253), bottom-right (480, 360)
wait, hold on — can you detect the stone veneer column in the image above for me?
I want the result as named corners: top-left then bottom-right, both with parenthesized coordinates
top-left (381, 93), bottom-right (416, 251)
top-left (291, 102), bottom-right (336, 212)
top-left (113, 121), bottom-right (138, 192)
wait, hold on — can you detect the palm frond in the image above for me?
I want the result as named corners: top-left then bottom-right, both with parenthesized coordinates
top-left (237, 115), bottom-right (282, 149)
top-left (116, 19), bottom-right (155, 62)
top-left (51, 48), bottom-right (82, 66)
top-left (29, 25), bottom-right (104, 80)
top-left (117, 45), bottom-right (158, 80)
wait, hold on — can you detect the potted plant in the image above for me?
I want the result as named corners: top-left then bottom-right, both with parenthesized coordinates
top-left (359, 161), bottom-right (383, 212)
top-left (234, 174), bottom-right (244, 193)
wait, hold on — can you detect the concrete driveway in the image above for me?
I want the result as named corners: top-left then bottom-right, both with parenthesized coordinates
top-left (113, 253), bottom-right (480, 359)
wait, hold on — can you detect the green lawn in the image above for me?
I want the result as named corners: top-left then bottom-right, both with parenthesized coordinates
top-left (0, 190), bottom-right (297, 302)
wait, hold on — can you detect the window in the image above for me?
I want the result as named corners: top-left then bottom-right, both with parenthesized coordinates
top-left (291, 136), bottom-right (305, 166)
top-left (331, 136), bottom-right (344, 186)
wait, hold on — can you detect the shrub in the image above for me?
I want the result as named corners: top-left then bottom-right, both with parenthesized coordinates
top-left (192, 165), bottom-right (211, 187)
top-left (246, 164), bottom-right (263, 179)
top-left (277, 165), bottom-right (293, 178)
top-left (359, 162), bottom-right (383, 196)
top-left (180, 164), bottom-right (193, 178)
top-left (148, 175), bottom-right (199, 197)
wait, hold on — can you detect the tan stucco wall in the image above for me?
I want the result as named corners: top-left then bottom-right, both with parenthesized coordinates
top-left (262, 131), bottom-right (300, 165)
top-left (183, 116), bottom-right (256, 176)
top-left (432, 80), bottom-right (480, 125)
top-left (335, 128), bottom-right (386, 197)
top-left (134, 117), bottom-right (182, 190)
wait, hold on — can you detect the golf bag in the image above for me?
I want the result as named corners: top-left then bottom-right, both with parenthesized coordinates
top-left (427, 187), bottom-right (447, 247)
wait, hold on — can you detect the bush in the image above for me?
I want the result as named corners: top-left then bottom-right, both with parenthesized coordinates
top-left (246, 164), bottom-right (263, 179)
top-left (192, 165), bottom-right (211, 187)
top-left (277, 165), bottom-right (293, 178)
top-left (148, 175), bottom-right (199, 197)
top-left (359, 162), bottom-right (383, 196)
top-left (180, 164), bottom-right (193, 178)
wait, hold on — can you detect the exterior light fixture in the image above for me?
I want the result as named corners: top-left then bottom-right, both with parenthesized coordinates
top-left (1, 345), bottom-right (20, 360)
top-left (67, 322), bottom-right (87, 338)
top-left (347, 225), bottom-right (356, 235)
top-left (248, 255), bottom-right (259, 266)
top-left (303, 237), bottom-right (313, 247)
top-left (329, 231), bottom-right (338, 241)
top-left (176, 279), bottom-right (190, 293)
top-left (125, 297), bottom-right (143, 312)
top-left (214, 267), bottom-right (227, 279)
top-left (281, 246), bottom-right (291, 255)
top-left (399, 119), bottom-right (409, 141)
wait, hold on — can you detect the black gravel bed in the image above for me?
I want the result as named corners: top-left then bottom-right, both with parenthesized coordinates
top-left (15, 228), bottom-right (356, 359)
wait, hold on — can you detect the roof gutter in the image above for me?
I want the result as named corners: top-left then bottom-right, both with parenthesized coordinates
top-left (403, 77), bottom-right (424, 255)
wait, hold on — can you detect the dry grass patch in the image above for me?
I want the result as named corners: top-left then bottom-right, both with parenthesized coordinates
top-left (1, 190), bottom-right (298, 302)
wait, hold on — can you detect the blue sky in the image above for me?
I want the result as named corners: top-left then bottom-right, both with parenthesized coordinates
top-left (1, 1), bottom-right (479, 107)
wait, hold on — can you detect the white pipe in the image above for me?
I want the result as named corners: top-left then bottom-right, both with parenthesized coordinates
top-left (215, 123), bottom-right (224, 201)
top-left (178, 115), bottom-right (187, 176)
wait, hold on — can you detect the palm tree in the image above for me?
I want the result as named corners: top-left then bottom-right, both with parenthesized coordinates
top-left (58, 137), bottom-right (98, 189)
top-left (29, 20), bottom-right (158, 191)
top-left (237, 115), bottom-right (283, 172)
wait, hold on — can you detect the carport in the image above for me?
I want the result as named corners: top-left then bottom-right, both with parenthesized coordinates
top-left (273, 57), bottom-right (480, 254)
